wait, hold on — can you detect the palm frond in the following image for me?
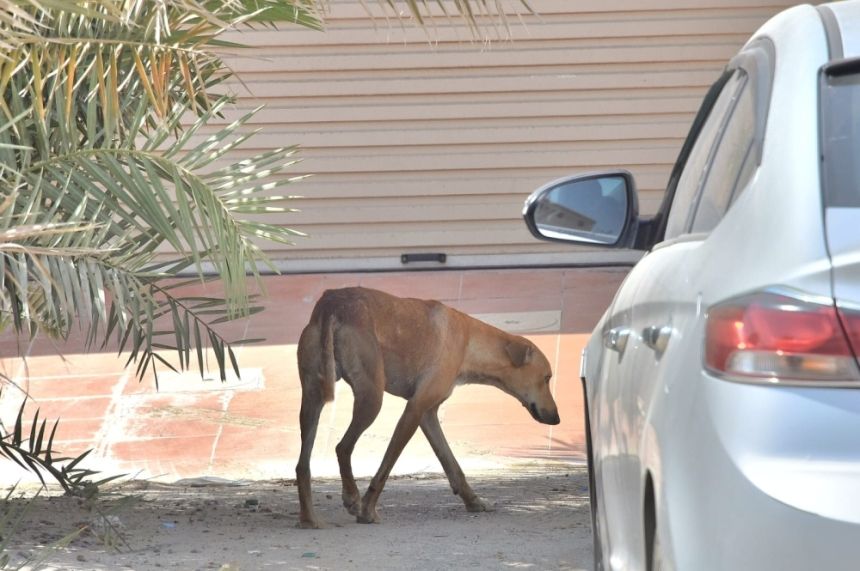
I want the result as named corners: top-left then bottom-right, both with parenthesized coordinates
top-left (12, 101), bottom-right (297, 309)
top-left (0, 236), bottom-right (258, 383)
top-left (0, 389), bottom-right (115, 493)
top-left (0, 1), bottom-right (321, 140)
top-left (354, 0), bottom-right (532, 39)
top-left (0, 3), bottom-right (309, 393)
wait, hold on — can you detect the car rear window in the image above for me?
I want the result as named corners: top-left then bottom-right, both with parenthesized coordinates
top-left (821, 68), bottom-right (860, 208)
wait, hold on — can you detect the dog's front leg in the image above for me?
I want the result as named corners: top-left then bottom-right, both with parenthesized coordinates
top-left (357, 399), bottom-right (426, 524)
top-left (420, 406), bottom-right (490, 513)
top-left (420, 407), bottom-right (489, 513)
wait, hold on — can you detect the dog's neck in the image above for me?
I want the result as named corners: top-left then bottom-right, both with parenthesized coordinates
top-left (457, 369), bottom-right (504, 387)
top-left (458, 317), bottom-right (515, 388)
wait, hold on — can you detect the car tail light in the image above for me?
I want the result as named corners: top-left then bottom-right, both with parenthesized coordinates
top-left (837, 305), bottom-right (860, 363)
top-left (705, 291), bottom-right (860, 384)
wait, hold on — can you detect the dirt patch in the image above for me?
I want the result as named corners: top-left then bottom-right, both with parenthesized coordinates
top-left (5, 462), bottom-right (593, 570)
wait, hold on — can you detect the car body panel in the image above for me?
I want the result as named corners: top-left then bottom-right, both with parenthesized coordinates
top-left (830, 1), bottom-right (860, 57)
top-left (572, 2), bottom-right (860, 570)
top-left (593, 239), bottom-right (702, 570)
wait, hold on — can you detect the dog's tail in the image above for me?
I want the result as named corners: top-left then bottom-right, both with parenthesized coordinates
top-left (319, 314), bottom-right (337, 403)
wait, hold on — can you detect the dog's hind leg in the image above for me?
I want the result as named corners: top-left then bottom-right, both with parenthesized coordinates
top-left (334, 328), bottom-right (385, 516)
top-left (420, 406), bottom-right (489, 513)
top-left (336, 383), bottom-right (383, 516)
top-left (296, 324), bottom-right (329, 529)
top-left (296, 384), bottom-right (325, 529)
top-left (296, 316), bottom-right (338, 529)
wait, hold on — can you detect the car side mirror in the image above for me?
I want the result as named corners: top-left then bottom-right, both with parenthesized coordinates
top-left (522, 170), bottom-right (640, 248)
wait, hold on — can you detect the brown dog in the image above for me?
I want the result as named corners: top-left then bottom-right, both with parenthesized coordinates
top-left (295, 287), bottom-right (560, 528)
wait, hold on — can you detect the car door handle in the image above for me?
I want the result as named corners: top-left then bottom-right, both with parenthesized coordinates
top-left (603, 327), bottom-right (631, 353)
top-left (643, 325), bottom-right (673, 355)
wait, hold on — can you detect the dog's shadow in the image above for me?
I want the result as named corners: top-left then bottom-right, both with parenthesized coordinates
top-left (297, 467), bottom-right (591, 529)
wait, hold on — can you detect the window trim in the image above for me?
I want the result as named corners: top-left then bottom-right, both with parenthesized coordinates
top-left (639, 38), bottom-right (775, 248)
top-left (682, 69), bottom-right (749, 235)
top-left (728, 39), bottom-right (775, 169)
top-left (634, 70), bottom-right (732, 248)
top-left (816, 4), bottom-right (844, 61)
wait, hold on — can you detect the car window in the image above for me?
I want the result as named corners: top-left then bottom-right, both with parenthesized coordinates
top-left (690, 72), bottom-right (757, 232)
top-left (663, 70), bottom-right (746, 240)
top-left (821, 67), bottom-right (860, 207)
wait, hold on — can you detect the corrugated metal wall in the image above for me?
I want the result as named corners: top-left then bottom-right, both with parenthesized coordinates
top-left (216, 0), bottom-right (801, 271)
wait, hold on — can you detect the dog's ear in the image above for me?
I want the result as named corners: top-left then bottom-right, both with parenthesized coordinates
top-left (505, 341), bottom-right (533, 368)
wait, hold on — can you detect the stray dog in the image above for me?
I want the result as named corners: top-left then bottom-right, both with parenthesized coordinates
top-left (295, 287), bottom-right (560, 528)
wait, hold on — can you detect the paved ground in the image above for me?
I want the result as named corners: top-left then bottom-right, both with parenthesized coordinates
top-left (0, 267), bottom-right (626, 484)
top-left (6, 463), bottom-right (593, 570)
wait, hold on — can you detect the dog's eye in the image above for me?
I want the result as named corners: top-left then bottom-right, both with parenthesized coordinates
top-left (544, 375), bottom-right (552, 384)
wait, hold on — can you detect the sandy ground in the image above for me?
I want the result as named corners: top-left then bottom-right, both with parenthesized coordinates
top-left (5, 462), bottom-right (592, 571)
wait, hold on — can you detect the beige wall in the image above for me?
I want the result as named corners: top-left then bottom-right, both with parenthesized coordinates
top-left (215, 0), bottom-right (802, 271)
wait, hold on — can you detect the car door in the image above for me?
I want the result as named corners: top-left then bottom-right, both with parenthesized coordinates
top-left (594, 43), bottom-right (771, 568)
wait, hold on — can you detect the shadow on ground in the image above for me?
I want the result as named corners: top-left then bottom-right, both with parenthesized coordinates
top-left (6, 463), bottom-right (593, 571)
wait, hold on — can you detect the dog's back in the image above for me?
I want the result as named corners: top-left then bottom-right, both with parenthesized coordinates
top-left (298, 287), bottom-right (466, 402)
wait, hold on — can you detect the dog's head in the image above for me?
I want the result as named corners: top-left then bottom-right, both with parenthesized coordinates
top-left (502, 339), bottom-right (560, 425)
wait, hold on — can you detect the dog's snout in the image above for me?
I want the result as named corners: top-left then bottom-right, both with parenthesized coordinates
top-left (527, 403), bottom-right (560, 425)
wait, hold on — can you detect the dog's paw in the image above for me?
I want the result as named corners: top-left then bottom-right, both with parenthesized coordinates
top-left (356, 509), bottom-right (381, 524)
top-left (296, 519), bottom-right (324, 530)
top-left (465, 498), bottom-right (493, 513)
top-left (342, 495), bottom-right (360, 516)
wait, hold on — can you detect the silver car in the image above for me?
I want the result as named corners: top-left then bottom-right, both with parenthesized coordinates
top-left (523, 2), bottom-right (860, 570)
